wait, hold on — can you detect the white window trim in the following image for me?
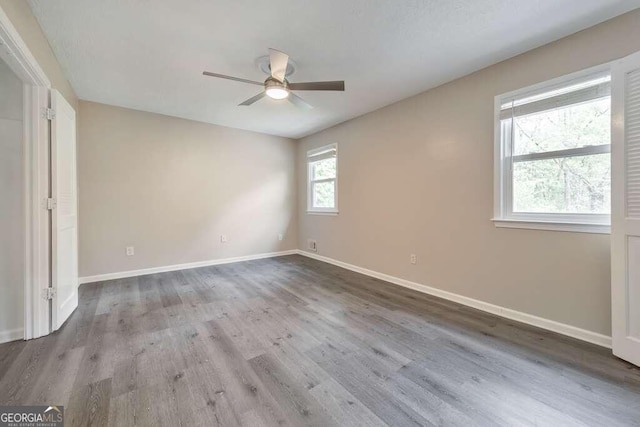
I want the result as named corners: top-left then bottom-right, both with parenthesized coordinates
top-left (307, 143), bottom-right (338, 215)
top-left (493, 63), bottom-right (613, 234)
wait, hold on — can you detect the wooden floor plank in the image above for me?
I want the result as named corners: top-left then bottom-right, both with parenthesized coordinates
top-left (248, 352), bottom-right (337, 427)
top-left (66, 377), bottom-right (112, 427)
top-left (308, 377), bottom-right (388, 427)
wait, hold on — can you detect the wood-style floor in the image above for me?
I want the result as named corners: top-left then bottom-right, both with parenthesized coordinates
top-left (1, 255), bottom-right (639, 426)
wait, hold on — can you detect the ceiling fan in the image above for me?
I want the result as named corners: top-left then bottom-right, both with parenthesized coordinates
top-left (203, 48), bottom-right (345, 110)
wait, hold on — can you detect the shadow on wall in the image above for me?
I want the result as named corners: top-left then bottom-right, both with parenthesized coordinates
top-left (215, 170), bottom-right (296, 256)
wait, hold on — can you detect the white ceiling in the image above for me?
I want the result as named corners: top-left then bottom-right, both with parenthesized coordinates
top-left (29, 0), bottom-right (640, 139)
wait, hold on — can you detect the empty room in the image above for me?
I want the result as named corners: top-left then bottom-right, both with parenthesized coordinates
top-left (2, 0), bottom-right (640, 425)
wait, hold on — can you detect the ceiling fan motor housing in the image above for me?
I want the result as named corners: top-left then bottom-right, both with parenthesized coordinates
top-left (265, 77), bottom-right (287, 89)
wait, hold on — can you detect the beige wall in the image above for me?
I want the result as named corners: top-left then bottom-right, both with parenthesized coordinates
top-left (78, 101), bottom-right (297, 277)
top-left (0, 0), bottom-right (77, 109)
top-left (297, 10), bottom-right (640, 337)
top-left (0, 58), bottom-right (24, 337)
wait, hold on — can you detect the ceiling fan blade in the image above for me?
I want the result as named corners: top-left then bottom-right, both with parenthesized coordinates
top-left (288, 81), bottom-right (345, 91)
top-left (203, 71), bottom-right (264, 86)
top-left (287, 92), bottom-right (313, 110)
top-left (268, 48), bottom-right (289, 82)
top-left (239, 92), bottom-right (266, 106)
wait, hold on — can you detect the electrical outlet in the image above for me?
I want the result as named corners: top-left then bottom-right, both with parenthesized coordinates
top-left (278, 233), bottom-right (284, 241)
top-left (220, 235), bottom-right (228, 243)
top-left (410, 254), bottom-right (417, 265)
top-left (307, 239), bottom-right (317, 252)
top-left (126, 246), bottom-right (135, 256)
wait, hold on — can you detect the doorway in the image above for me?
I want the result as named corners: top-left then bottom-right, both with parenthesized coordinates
top-left (0, 7), bottom-right (58, 342)
top-left (0, 56), bottom-right (24, 343)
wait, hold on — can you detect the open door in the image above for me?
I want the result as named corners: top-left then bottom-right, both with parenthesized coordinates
top-left (612, 50), bottom-right (640, 367)
top-left (51, 90), bottom-right (78, 331)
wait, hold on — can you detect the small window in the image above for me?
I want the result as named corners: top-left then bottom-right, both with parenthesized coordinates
top-left (494, 69), bottom-right (611, 233)
top-left (307, 144), bottom-right (338, 214)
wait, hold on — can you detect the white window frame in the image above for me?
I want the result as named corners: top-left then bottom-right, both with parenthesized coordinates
top-left (493, 64), bottom-right (612, 234)
top-left (307, 143), bottom-right (338, 215)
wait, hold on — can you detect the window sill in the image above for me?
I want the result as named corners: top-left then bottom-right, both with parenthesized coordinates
top-left (307, 210), bottom-right (339, 216)
top-left (492, 218), bottom-right (610, 234)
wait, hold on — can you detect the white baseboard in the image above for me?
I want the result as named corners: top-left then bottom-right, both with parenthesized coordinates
top-left (297, 250), bottom-right (612, 349)
top-left (79, 250), bottom-right (299, 284)
top-left (0, 327), bottom-right (23, 344)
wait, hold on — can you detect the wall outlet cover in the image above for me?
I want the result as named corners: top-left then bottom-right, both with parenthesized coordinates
top-left (307, 239), bottom-right (317, 252)
top-left (126, 246), bottom-right (135, 256)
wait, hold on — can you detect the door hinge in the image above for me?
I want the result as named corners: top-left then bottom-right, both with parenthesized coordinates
top-left (42, 288), bottom-right (56, 300)
top-left (46, 198), bottom-right (57, 210)
top-left (43, 108), bottom-right (56, 120)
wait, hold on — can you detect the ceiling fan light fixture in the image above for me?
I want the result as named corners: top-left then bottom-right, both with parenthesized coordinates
top-left (265, 86), bottom-right (289, 100)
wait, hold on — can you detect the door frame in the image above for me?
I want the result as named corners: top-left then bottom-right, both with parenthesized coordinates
top-left (0, 5), bottom-right (52, 340)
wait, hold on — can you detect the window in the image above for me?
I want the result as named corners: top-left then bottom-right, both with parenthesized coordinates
top-left (307, 144), bottom-right (338, 213)
top-left (494, 69), bottom-right (611, 233)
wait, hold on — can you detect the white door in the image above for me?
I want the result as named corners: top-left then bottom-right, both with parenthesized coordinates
top-left (612, 50), bottom-right (640, 367)
top-left (51, 90), bottom-right (78, 331)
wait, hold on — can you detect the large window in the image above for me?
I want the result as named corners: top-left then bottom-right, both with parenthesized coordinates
top-left (494, 69), bottom-right (611, 233)
top-left (307, 144), bottom-right (338, 214)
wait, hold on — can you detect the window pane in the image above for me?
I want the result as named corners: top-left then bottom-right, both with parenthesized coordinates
top-left (311, 158), bottom-right (336, 180)
top-left (513, 97), bottom-right (610, 156)
top-left (313, 181), bottom-right (335, 208)
top-left (513, 153), bottom-right (610, 214)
